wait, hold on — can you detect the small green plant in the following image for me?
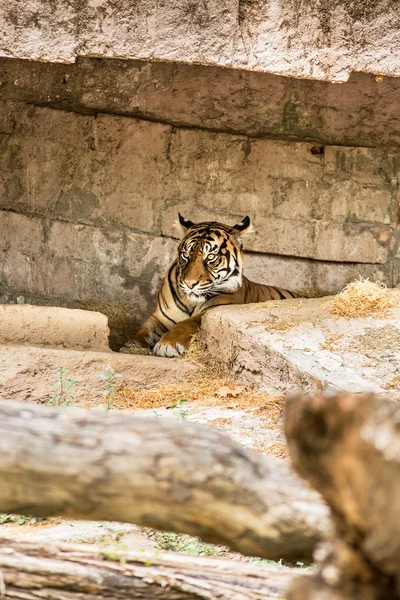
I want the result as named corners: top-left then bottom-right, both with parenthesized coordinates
top-left (169, 397), bottom-right (189, 421)
top-left (0, 513), bottom-right (45, 525)
top-left (169, 398), bottom-right (188, 410)
top-left (98, 523), bottom-right (124, 543)
top-left (47, 367), bottom-right (82, 406)
top-left (159, 532), bottom-right (216, 556)
top-left (159, 531), bottom-right (181, 551)
top-left (250, 557), bottom-right (284, 567)
top-left (97, 524), bottom-right (129, 563)
top-left (142, 548), bottom-right (162, 566)
top-left (97, 365), bottom-right (121, 411)
top-left (249, 556), bottom-right (312, 570)
top-left (100, 546), bottom-right (128, 564)
top-left (295, 561), bottom-right (312, 571)
top-left (177, 409), bottom-right (188, 421)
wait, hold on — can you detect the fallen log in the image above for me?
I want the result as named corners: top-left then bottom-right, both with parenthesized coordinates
top-left (0, 537), bottom-right (304, 600)
top-left (285, 391), bottom-right (400, 600)
top-left (0, 399), bottom-right (330, 561)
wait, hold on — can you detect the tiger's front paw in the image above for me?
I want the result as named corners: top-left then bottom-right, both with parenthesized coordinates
top-left (152, 317), bottom-right (200, 358)
top-left (153, 332), bottom-right (189, 358)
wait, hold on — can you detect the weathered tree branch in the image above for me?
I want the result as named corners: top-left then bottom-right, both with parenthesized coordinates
top-left (284, 392), bottom-right (400, 600)
top-left (0, 399), bottom-right (330, 561)
top-left (0, 537), bottom-right (304, 600)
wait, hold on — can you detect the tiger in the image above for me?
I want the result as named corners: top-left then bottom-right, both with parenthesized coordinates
top-left (124, 214), bottom-right (299, 357)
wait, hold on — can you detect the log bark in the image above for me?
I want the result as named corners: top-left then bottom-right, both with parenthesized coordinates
top-left (284, 391), bottom-right (400, 600)
top-left (0, 537), bottom-right (303, 600)
top-left (0, 399), bottom-right (330, 562)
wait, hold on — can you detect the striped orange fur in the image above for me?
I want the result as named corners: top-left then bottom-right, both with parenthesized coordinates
top-left (125, 215), bottom-right (299, 357)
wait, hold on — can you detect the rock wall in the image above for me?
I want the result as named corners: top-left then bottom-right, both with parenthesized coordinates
top-left (1, 0), bottom-right (400, 82)
top-left (0, 57), bottom-right (399, 330)
top-left (2, 57), bottom-right (400, 148)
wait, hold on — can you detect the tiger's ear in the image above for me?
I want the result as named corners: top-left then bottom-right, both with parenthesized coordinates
top-left (232, 216), bottom-right (251, 235)
top-left (178, 213), bottom-right (195, 230)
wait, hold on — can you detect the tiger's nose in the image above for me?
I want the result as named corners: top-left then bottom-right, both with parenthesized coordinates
top-left (185, 280), bottom-right (200, 289)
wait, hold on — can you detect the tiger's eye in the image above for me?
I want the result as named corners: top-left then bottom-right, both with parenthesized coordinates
top-left (207, 254), bottom-right (218, 263)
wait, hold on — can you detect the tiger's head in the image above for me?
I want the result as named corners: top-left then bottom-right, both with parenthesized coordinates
top-left (176, 213), bottom-right (251, 302)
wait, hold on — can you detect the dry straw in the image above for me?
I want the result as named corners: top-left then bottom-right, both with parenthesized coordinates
top-left (330, 278), bottom-right (395, 318)
top-left (108, 377), bottom-right (283, 414)
top-left (84, 334), bottom-right (284, 417)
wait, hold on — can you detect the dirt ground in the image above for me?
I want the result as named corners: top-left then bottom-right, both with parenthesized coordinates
top-left (0, 341), bottom-right (289, 563)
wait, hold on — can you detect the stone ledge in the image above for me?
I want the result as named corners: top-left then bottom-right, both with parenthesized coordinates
top-left (201, 292), bottom-right (400, 396)
top-left (0, 345), bottom-right (197, 402)
top-left (0, 304), bottom-right (111, 351)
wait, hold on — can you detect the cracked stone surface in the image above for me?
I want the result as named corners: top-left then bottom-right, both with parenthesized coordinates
top-left (1, 0), bottom-right (400, 82)
top-left (201, 290), bottom-right (400, 397)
